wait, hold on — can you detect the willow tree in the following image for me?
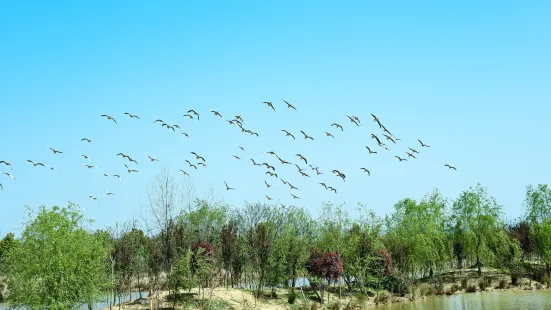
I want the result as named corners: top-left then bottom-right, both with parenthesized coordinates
top-left (451, 183), bottom-right (502, 276)
top-left (524, 184), bottom-right (551, 275)
top-left (4, 203), bottom-right (110, 309)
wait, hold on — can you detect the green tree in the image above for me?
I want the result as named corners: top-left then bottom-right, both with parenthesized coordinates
top-left (451, 183), bottom-right (502, 276)
top-left (4, 203), bottom-right (110, 309)
top-left (524, 184), bottom-right (551, 275)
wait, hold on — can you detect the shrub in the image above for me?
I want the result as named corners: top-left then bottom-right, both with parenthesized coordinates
top-left (466, 284), bottom-right (477, 293)
top-left (461, 278), bottom-right (468, 290)
top-left (288, 289), bottom-right (297, 304)
top-left (374, 291), bottom-right (390, 304)
top-left (541, 274), bottom-right (551, 288)
top-left (511, 272), bottom-right (520, 286)
top-left (498, 279), bottom-right (508, 289)
top-left (479, 279), bottom-right (487, 291)
top-left (451, 284), bottom-right (460, 293)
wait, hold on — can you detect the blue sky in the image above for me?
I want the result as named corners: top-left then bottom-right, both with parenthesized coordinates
top-left (0, 1), bottom-right (549, 235)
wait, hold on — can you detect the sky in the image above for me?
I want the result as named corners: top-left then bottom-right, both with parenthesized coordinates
top-left (0, 1), bottom-right (550, 235)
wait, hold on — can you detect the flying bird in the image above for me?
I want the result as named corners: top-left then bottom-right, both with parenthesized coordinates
top-left (331, 123), bottom-right (343, 131)
top-left (81, 164), bottom-right (95, 169)
top-left (266, 171), bottom-right (278, 178)
top-left (224, 181), bottom-right (235, 191)
top-left (124, 112), bottom-right (140, 119)
top-left (383, 134), bottom-right (396, 144)
top-left (105, 190), bottom-right (115, 196)
top-left (265, 195), bottom-right (273, 201)
top-left (282, 99), bottom-right (296, 110)
top-left (179, 169), bottom-right (190, 177)
top-left (418, 139), bottom-right (430, 148)
top-left (250, 158), bottom-right (261, 166)
top-left (406, 152), bottom-right (416, 159)
top-left (89, 195), bottom-right (97, 200)
top-left (365, 146), bottom-right (377, 154)
top-left (27, 160), bottom-right (44, 167)
top-left (445, 164), bottom-right (457, 170)
top-left (361, 168), bottom-right (371, 176)
top-left (191, 152), bottom-right (205, 162)
top-left (371, 114), bottom-right (383, 128)
top-left (408, 147), bottom-right (419, 154)
top-left (187, 109), bottom-right (200, 120)
top-left (154, 119), bottom-right (164, 124)
top-left (124, 164), bottom-right (138, 173)
top-left (0, 184), bottom-right (2, 190)
top-left (181, 132), bottom-right (190, 139)
top-left (300, 130), bottom-right (314, 140)
top-left (232, 155), bottom-right (242, 161)
top-left (210, 110), bottom-right (223, 118)
top-left (370, 134), bottom-right (382, 145)
top-left (2, 172), bottom-right (14, 180)
top-left (197, 162), bottom-right (206, 167)
top-left (44, 164), bottom-right (57, 171)
top-left (146, 154), bottom-right (159, 162)
top-left (0, 161), bottom-right (12, 170)
top-left (325, 132), bottom-right (335, 138)
top-left (183, 114), bottom-right (194, 120)
top-left (46, 146), bottom-right (63, 154)
top-left (346, 115), bottom-right (360, 126)
top-left (328, 186), bottom-right (337, 194)
top-left (395, 156), bottom-right (407, 162)
top-left (101, 114), bottom-right (117, 124)
top-left (264, 181), bottom-right (271, 188)
top-left (81, 138), bottom-right (92, 143)
top-left (238, 146), bottom-right (245, 152)
top-left (263, 101), bottom-right (276, 111)
top-left (320, 182), bottom-right (327, 189)
top-left (81, 155), bottom-right (91, 162)
top-left (281, 130), bottom-right (295, 140)
top-left (291, 194), bottom-right (300, 199)
top-left (112, 174), bottom-right (122, 182)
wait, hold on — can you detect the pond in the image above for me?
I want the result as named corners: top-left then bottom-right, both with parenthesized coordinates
top-left (378, 290), bottom-right (551, 310)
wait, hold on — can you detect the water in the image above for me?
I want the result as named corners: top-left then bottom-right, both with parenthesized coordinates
top-left (378, 290), bottom-right (551, 310)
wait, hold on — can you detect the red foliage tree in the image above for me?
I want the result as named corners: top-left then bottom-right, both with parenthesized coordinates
top-left (306, 248), bottom-right (344, 282)
top-left (192, 241), bottom-right (215, 263)
top-left (377, 249), bottom-right (393, 276)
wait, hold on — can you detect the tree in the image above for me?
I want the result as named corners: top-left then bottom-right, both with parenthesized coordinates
top-left (4, 203), bottom-right (110, 309)
top-left (0, 232), bottom-right (17, 267)
top-left (451, 183), bottom-right (502, 276)
top-left (524, 184), bottom-right (551, 275)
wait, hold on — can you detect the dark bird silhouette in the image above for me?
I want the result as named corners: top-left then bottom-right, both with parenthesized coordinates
top-left (183, 114), bottom-right (194, 120)
top-left (352, 115), bottom-right (361, 124)
top-left (383, 134), bottom-right (396, 144)
top-left (197, 162), bottom-right (206, 167)
top-left (445, 164), bottom-right (457, 170)
top-left (328, 186), bottom-right (337, 194)
top-left (162, 123), bottom-right (175, 131)
top-left (288, 182), bottom-right (298, 190)
top-left (395, 156), bottom-right (407, 162)
top-left (346, 115), bottom-right (360, 126)
top-left (370, 134), bottom-right (382, 145)
top-left (0, 161), bottom-right (12, 170)
top-left (154, 119), bottom-right (164, 124)
top-left (234, 115), bottom-right (244, 123)
top-left (264, 180), bottom-right (271, 188)
top-left (300, 171), bottom-right (311, 178)
top-left (250, 158), bottom-right (261, 166)
top-left (265, 195), bottom-right (273, 200)
top-left (81, 164), bottom-right (95, 169)
top-left (238, 146), bottom-right (245, 152)
top-left (0, 183), bottom-right (2, 190)
top-left (331, 123), bottom-right (343, 131)
top-left (179, 169), bottom-right (190, 177)
top-left (291, 193), bottom-right (300, 199)
top-left (191, 152), bottom-right (205, 162)
top-left (188, 109), bottom-right (200, 120)
top-left (146, 154), bottom-right (159, 162)
top-left (300, 130), bottom-right (314, 140)
top-left (282, 99), bottom-right (296, 110)
top-left (2, 172), bottom-right (14, 180)
top-left (365, 146), bottom-right (377, 154)
top-left (124, 112), bottom-right (140, 119)
top-left (210, 110), bottom-right (223, 118)
top-left (266, 171), bottom-right (278, 178)
top-left (224, 181), bottom-right (235, 191)
top-left (46, 146), bottom-right (63, 154)
top-left (280, 178), bottom-right (288, 185)
top-left (295, 164), bottom-right (305, 172)
top-left (361, 168), bottom-right (371, 176)
top-left (232, 155), bottom-right (241, 161)
top-left (89, 195), bottom-right (97, 200)
top-left (101, 114), bottom-right (117, 124)
top-left (325, 132), bottom-right (335, 138)
top-left (408, 147), bottom-right (419, 154)
top-left (320, 182), bottom-right (327, 189)
top-left (27, 160), bottom-right (44, 167)
top-left (124, 164), bottom-right (138, 173)
top-left (371, 113), bottom-right (383, 128)
top-left (105, 190), bottom-right (115, 196)
top-left (281, 130), bottom-right (295, 139)
top-left (262, 163), bottom-right (275, 171)
top-left (406, 152), bottom-right (416, 159)
top-left (81, 138), bottom-right (92, 143)
top-left (418, 139), bottom-right (430, 148)
top-left (181, 132), bottom-right (190, 139)
top-left (113, 174), bottom-right (122, 182)
top-left (263, 101), bottom-right (276, 111)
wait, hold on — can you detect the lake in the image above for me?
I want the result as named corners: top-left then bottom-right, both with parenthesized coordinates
top-left (378, 290), bottom-right (551, 310)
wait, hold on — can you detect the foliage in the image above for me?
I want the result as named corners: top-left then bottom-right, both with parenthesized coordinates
top-left (3, 203), bottom-right (110, 309)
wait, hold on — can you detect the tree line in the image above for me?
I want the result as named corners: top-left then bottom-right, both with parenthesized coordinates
top-left (0, 168), bottom-right (550, 309)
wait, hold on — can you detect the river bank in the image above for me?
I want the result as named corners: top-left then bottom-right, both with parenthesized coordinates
top-left (104, 269), bottom-right (551, 309)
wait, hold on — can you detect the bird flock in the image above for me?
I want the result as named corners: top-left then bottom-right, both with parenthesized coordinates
top-left (0, 101), bottom-right (457, 206)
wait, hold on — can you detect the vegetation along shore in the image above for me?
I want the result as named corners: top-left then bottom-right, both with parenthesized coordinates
top-left (1, 175), bottom-right (551, 309)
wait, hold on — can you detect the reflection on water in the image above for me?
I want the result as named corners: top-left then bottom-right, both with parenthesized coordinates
top-left (378, 290), bottom-right (551, 310)
top-left (2, 290), bottom-right (551, 309)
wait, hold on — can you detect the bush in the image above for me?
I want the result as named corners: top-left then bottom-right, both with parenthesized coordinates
top-left (287, 289), bottom-right (297, 304)
top-left (541, 274), bottom-right (551, 288)
top-left (466, 284), bottom-right (477, 293)
top-left (451, 284), bottom-right (460, 293)
top-left (461, 278), bottom-right (468, 290)
top-left (374, 291), bottom-right (390, 304)
top-left (479, 279), bottom-right (487, 291)
top-left (498, 279), bottom-right (509, 289)
top-left (511, 271), bottom-right (521, 286)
